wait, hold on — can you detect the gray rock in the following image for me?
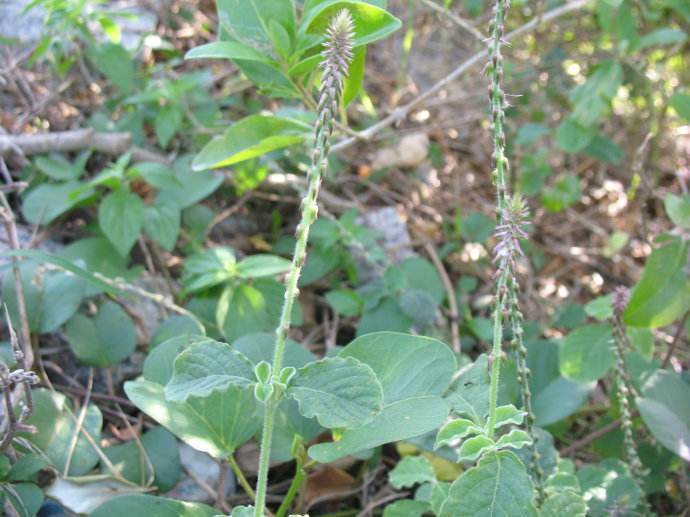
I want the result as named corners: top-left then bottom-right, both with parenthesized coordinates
top-left (0, 223), bottom-right (62, 267)
top-left (0, 0), bottom-right (45, 46)
top-left (354, 206), bottom-right (415, 283)
top-left (357, 206), bottom-right (414, 263)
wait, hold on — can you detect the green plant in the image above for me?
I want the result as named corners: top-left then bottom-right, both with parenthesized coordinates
top-left (3, 0), bottom-right (690, 515)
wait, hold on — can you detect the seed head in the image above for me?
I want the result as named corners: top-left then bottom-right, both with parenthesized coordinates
top-left (493, 194), bottom-right (529, 273)
top-left (321, 9), bottom-right (355, 89)
top-left (612, 286), bottom-right (630, 316)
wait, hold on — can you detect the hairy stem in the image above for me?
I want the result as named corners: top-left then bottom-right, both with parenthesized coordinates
top-left (486, 0), bottom-right (510, 440)
top-left (253, 11), bottom-right (354, 517)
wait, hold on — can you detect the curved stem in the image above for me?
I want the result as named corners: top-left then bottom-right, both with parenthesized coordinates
top-left (275, 459), bottom-right (307, 517)
top-left (228, 454), bottom-right (256, 499)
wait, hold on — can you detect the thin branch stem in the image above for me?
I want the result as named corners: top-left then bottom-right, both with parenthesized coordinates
top-left (424, 241), bottom-right (461, 353)
top-left (418, 0), bottom-right (485, 42)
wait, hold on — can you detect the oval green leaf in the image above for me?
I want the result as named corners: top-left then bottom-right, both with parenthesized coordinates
top-left (287, 356), bottom-right (383, 428)
top-left (192, 114), bottom-right (310, 170)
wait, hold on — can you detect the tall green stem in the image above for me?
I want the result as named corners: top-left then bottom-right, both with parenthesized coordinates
top-left (253, 11), bottom-right (354, 517)
top-left (486, 0), bottom-right (511, 440)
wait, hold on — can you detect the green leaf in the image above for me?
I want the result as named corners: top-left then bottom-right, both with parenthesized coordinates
top-left (165, 339), bottom-right (255, 401)
top-left (2, 482), bottom-right (43, 517)
top-left (215, 0), bottom-right (295, 53)
top-left (438, 451), bottom-right (537, 516)
top-left (236, 254), bottom-right (291, 279)
top-left (126, 380), bottom-right (259, 458)
top-left (308, 395), bottom-right (450, 463)
top-left (60, 237), bottom-right (130, 283)
top-left (219, 279), bottom-right (302, 342)
top-left (325, 289), bottom-right (363, 316)
top-left (182, 246), bottom-right (236, 293)
top-left (540, 489), bottom-right (587, 517)
top-left (342, 46), bottom-right (366, 105)
top-left (516, 123), bottom-right (549, 147)
top-left (300, 0), bottom-right (401, 49)
top-left (309, 332), bottom-right (456, 463)
top-left (287, 356), bottom-right (383, 428)
top-left (144, 201), bottom-right (181, 251)
top-left (627, 327), bottom-right (653, 359)
top-left (21, 389), bottom-right (102, 476)
top-left (434, 418), bottom-right (482, 449)
top-left (400, 256), bottom-right (446, 303)
top-left (155, 104), bottom-right (183, 148)
top-left (495, 429), bottom-right (532, 451)
top-left (192, 114), bottom-right (309, 170)
top-left (268, 19), bottom-right (292, 59)
top-left (130, 162), bottom-right (180, 190)
top-left (458, 211), bottom-right (495, 243)
top-left (2, 248), bottom-right (118, 298)
top-left (555, 118), bottom-right (595, 153)
top-left (633, 27), bottom-right (687, 51)
top-left (583, 134), bottom-right (624, 164)
top-left (102, 426), bottom-right (180, 491)
top-left (233, 332), bottom-right (316, 368)
top-left (541, 174), bottom-right (581, 212)
top-left (65, 302), bottom-right (137, 367)
top-left (559, 324), bottom-right (615, 383)
top-left (665, 193), bottom-right (690, 228)
top-left (533, 377), bottom-right (593, 427)
top-left (493, 404), bottom-right (526, 428)
top-left (2, 262), bottom-right (88, 334)
top-left (670, 91), bottom-right (690, 121)
top-left (356, 297), bottom-right (413, 335)
top-left (399, 288), bottom-right (438, 326)
top-left (636, 370), bottom-right (690, 461)
top-left (624, 237), bottom-right (690, 328)
top-left (389, 455), bottom-right (436, 489)
top-left (21, 181), bottom-right (94, 225)
top-left (340, 332), bottom-right (456, 403)
top-left (98, 190), bottom-right (145, 257)
top-left (87, 42), bottom-right (136, 93)
top-left (185, 41), bottom-right (274, 63)
top-left (445, 355), bottom-right (490, 425)
top-left (8, 454), bottom-right (49, 482)
top-left (382, 500), bottom-right (430, 517)
top-left (230, 507), bottom-right (256, 517)
top-left (91, 494), bottom-right (216, 517)
top-left (457, 435), bottom-right (495, 463)
top-left (157, 157), bottom-right (223, 208)
top-left (584, 294), bottom-right (613, 321)
top-left (34, 152), bottom-right (89, 180)
top-left (577, 459), bottom-right (642, 515)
